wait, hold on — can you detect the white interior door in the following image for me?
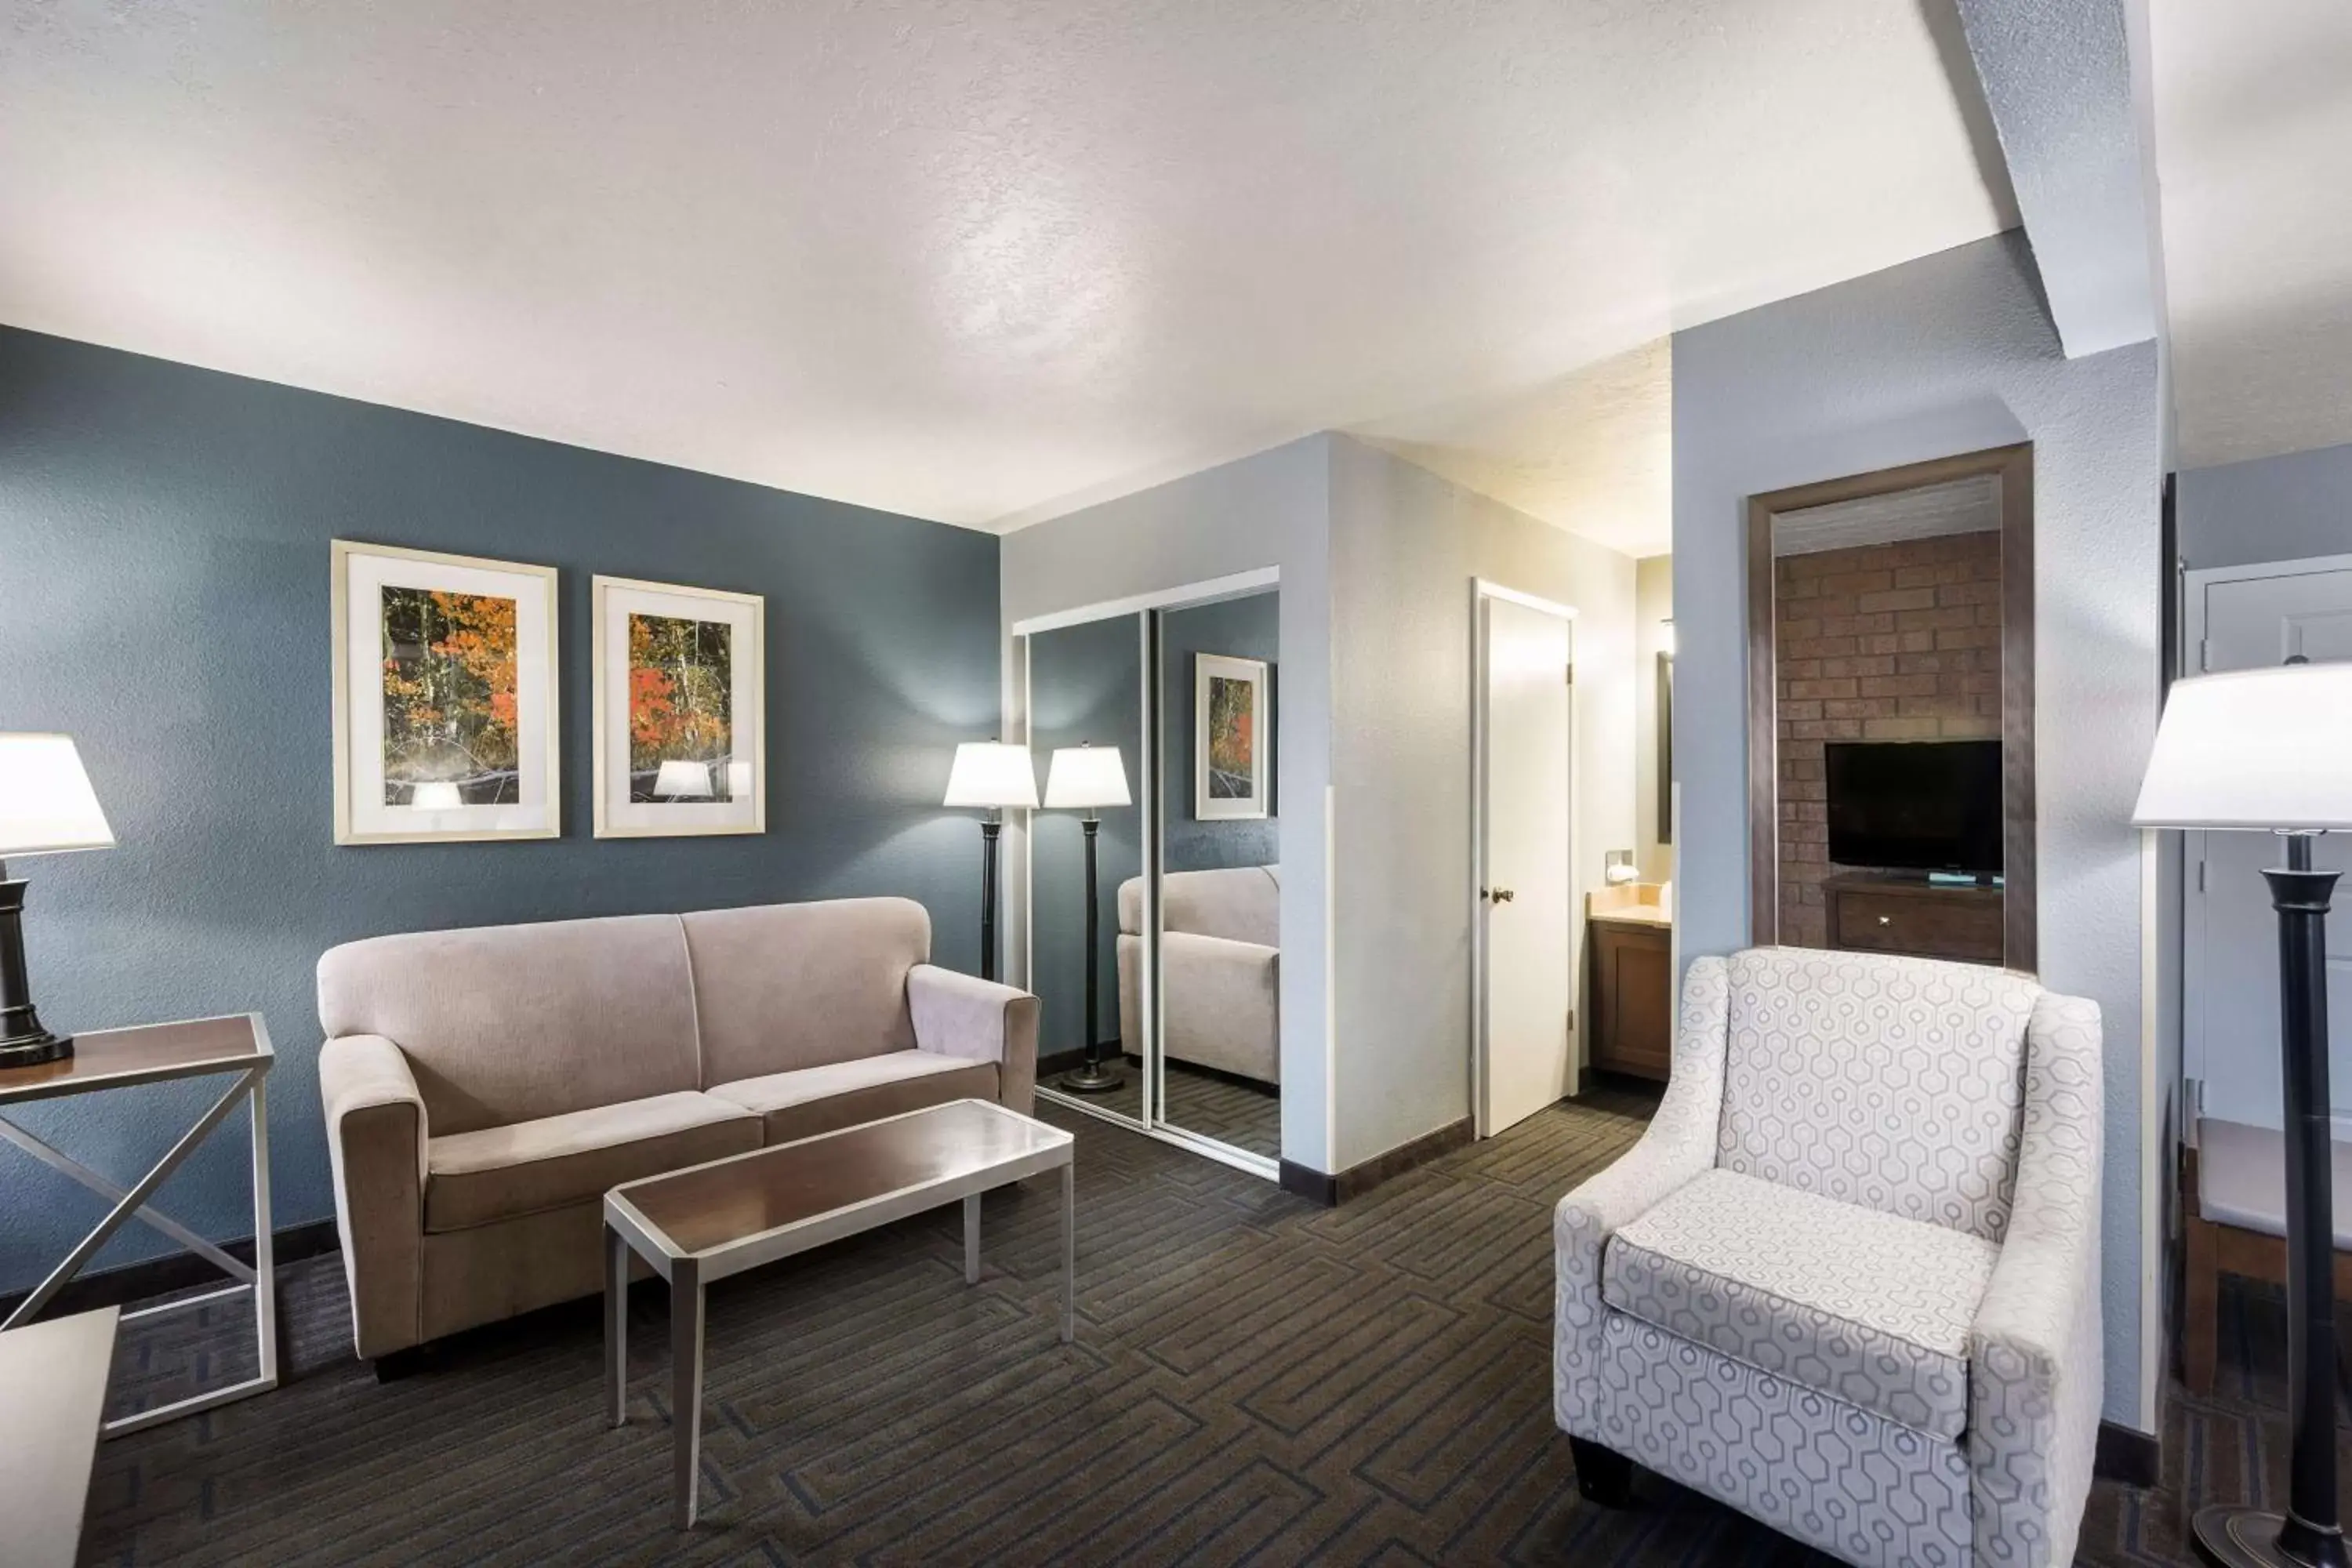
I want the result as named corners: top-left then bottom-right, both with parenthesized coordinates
top-left (2184, 557), bottom-right (2352, 1132)
top-left (1476, 590), bottom-right (1576, 1137)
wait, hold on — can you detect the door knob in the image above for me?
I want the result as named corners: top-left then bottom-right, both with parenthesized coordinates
top-left (1486, 887), bottom-right (1516, 904)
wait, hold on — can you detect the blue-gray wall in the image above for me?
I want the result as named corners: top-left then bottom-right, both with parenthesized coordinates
top-left (0, 327), bottom-right (1000, 1293)
top-left (1162, 590), bottom-right (1279, 875)
top-left (2176, 440), bottom-right (2352, 570)
top-left (1671, 232), bottom-right (2162, 1429)
top-left (1026, 615), bottom-right (1142, 1055)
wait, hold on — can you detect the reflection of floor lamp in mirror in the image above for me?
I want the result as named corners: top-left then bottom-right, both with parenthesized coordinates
top-left (2136, 662), bottom-right (2352, 1568)
top-left (944, 741), bottom-right (1037, 982)
top-left (1047, 743), bottom-right (1131, 1094)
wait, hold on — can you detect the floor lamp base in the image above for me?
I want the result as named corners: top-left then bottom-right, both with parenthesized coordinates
top-left (2195, 1504), bottom-right (2352, 1568)
top-left (1058, 1059), bottom-right (1125, 1094)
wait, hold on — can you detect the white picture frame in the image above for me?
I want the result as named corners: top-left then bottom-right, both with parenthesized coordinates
top-left (1194, 652), bottom-right (1270, 821)
top-left (592, 575), bottom-right (766, 838)
top-left (331, 540), bottom-right (561, 846)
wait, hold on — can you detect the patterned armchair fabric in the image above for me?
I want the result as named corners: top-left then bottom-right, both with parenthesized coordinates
top-left (1555, 949), bottom-right (2103, 1568)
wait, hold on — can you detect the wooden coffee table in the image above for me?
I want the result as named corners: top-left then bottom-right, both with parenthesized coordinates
top-left (602, 1098), bottom-right (1076, 1528)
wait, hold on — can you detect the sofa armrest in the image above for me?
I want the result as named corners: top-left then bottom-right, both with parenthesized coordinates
top-left (1159, 931), bottom-right (1279, 1083)
top-left (318, 1033), bottom-right (427, 1360)
top-left (908, 964), bottom-right (1040, 1116)
top-left (1969, 991), bottom-right (2104, 1567)
top-left (1553, 953), bottom-right (1730, 1439)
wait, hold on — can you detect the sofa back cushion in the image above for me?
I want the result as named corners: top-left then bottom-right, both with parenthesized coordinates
top-left (1717, 946), bottom-right (2038, 1242)
top-left (318, 913), bottom-right (700, 1137)
top-left (1117, 864), bottom-right (1279, 947)
top-left (684, 897), bottom-right (929, 1085)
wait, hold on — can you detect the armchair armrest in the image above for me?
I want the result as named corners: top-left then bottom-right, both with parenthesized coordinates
top-left (318, 1033), bottom-right (427, 1359)
top-left (1554, 953), bottom-right (1730, 1438)
top-left (908, 964), bottom-right (1041, 1116)
top-left (1967, 991), bottom-right (2103, 1567)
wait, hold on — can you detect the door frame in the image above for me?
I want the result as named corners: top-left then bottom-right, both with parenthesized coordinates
top-left (2178, 550), bottom-right (2352, 1136)
top-left (1469, 578), bottom-right (1579, 1139)
top-left (1744, 443), bottom-right (2037, 971)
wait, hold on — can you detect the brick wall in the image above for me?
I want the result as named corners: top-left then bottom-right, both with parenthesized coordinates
top-left (1775, 531), bottom-right (2002, 947)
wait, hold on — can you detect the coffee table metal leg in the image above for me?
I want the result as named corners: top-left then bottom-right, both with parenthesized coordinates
top-left (604, 1224), bottom-right (628, 1428)
top-left (1060, 1160), bottom-right (1075, 1344)
top-left (672, 1258), bottom-right (704, 1530)
top-left (964, 1192), bottom-right (981, 1285)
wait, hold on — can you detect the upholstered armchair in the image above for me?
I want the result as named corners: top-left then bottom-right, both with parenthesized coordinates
top-left (1554, 947), bottom-right (2103, 1568)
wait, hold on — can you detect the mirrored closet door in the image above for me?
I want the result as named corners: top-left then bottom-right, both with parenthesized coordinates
top-left (1025, 614), bottom-right (1145, 1125)
top-left (1149, 587), bottom-right (1282, 1163)
top-left (1018, 575), bottom-right (1283, 1176)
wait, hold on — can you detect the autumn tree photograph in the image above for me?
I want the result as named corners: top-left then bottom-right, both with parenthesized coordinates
top-left (379, 586), bottom-right (521, 804)
top-left (627, 612), bottom-right (736, 800)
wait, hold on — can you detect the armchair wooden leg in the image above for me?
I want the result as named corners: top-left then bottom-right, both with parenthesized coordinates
top-left (1570, 1436), bottom-right (1635, 1508)
top-left (373, 1343), bottom-right (434, 1383)
top-left (2184, 1213), bottom-right (2218, 1396)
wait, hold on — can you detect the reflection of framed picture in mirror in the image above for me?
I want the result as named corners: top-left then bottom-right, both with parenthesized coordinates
top-left (1193, 652), bottom-right (1269, 820)
top-left (331, 539), bottom-right (561, 845)
top-left (592, 575), bottom-right (765, 838)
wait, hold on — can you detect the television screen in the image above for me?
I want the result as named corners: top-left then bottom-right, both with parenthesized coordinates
top-left (1824, 739), bottom-right (2002, 875)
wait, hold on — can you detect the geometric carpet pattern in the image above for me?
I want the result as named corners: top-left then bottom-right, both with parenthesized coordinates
top-left (74, 1089), bottom-right (2334, 1566)
top-left (1073, 1057), bottom-right (1283, 1160)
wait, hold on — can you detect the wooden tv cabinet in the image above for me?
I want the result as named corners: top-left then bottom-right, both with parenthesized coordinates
top-left (1821, 871), bottom-right (2003, 966)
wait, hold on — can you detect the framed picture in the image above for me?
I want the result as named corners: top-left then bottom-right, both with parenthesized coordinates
top-left (592, 575), bottom-right (766, 837)
top-left (332, 540), bottom-right (560, 845)
top-left (1194, 652), bottom-right (1270, 820)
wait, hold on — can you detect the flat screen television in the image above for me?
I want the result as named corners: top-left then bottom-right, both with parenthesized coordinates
top-left (1824, 739), bottom-right (2002, 876)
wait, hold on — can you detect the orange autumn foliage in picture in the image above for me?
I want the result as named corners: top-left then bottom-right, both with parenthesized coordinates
top-left (379, 587), bottom-right (520, 804)
top-left (627, 612), bottom-right (735, 800)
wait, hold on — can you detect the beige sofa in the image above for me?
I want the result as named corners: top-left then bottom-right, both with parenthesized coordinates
top-left (316, 896), bottom-right (1038, 1363)
top-left (1116, 864), bottom-right (1279, 1084)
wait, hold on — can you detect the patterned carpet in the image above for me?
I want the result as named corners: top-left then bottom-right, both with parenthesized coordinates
top-left (1065, 1056), bottom-right (1282, 1159)
top-left (74, 1091), bottom-right (2344, 1566)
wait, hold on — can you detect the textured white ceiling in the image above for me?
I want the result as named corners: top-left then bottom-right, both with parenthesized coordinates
top-left (1353, 339), bottom-right (1673, 557)
top-left (0, 0), bottom-right (2013, 532)
top-left (2153, 0), bottom-right (2352, 468)
top-left (1773, 474), bottom-right (2000, 556)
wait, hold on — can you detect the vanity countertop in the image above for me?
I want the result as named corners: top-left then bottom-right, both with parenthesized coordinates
top-left (1586, 884), bottom-right (1671, 929)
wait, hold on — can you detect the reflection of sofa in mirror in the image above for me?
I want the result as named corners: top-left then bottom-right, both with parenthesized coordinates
top-left (1116, 865), bottom-right (1279, 1085)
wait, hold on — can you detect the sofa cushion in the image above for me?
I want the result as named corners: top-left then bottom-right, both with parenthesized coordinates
top-left (425, 1091), bottom-right (759, 1233)
top-left (1603, 1168), bottom-right (1998, 1441)
top-left (320, 913), bottom-right (702, 1136)
top-left (710, 1051), bottom-right (996, 1145)
top-left (1718, 946), bottom-right (2038, 1241)
top-left (682, 898), bottom-right (928, 1085)
top-left (1117, 865), bottom-right (1280, 946)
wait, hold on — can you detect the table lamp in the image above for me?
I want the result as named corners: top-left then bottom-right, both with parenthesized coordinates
top-left (2133, 662), bottom-right (2352, 1568)
top-left (0, 735), bottom-right (116, 1067)
top-left (653, 759), bottom-right (714, 800)
top-left (943, 741), bottom-right (1037, 982)
top-left (1044, 743), bottom-right (1130, 1094)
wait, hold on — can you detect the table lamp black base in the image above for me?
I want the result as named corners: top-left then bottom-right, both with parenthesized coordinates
top-left (2194, 1504), bottom-right (2351, 1568)
top-left (1058, 1058), bottom-right (1124, 1094)
top-left (0, 1024), bottom-right (72, 1069)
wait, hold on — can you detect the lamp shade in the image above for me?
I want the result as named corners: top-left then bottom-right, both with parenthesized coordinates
top-left (1044, 744), bottom-right (1131, 811)
top-left (0, 734), bottom-right (115, 856)
top-left (408, 781), bottom-right (463, 811)
top-left (653, 759), bottom-right (714, 799)
top-left (943, 742), bottom-right (1038, 810)
top-left (2132, 663), bottom-right (2352, 831)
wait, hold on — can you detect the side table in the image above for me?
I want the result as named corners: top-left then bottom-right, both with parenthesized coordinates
top-left (0, 1013), bottom-right (276, 1435)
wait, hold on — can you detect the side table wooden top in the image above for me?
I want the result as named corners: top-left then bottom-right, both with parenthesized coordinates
top-left (0, 1014), bottom-right (272, 1107)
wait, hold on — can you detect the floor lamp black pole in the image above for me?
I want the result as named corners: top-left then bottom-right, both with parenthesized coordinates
top-left (1060, 811), bottom-right (1121, 1094)
top-left (978, 818), bottom-right (1002, 983)
top-left (2196, 829), bottom-right (2347, 1568)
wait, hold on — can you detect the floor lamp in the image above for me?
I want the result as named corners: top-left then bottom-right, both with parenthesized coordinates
top-left (1045, 743), bottom-right (1130, 1094)
top-left (944, 742), bottom-right (1037, 983)
top-left (2135, 662), bottom-right (2352, 1568)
